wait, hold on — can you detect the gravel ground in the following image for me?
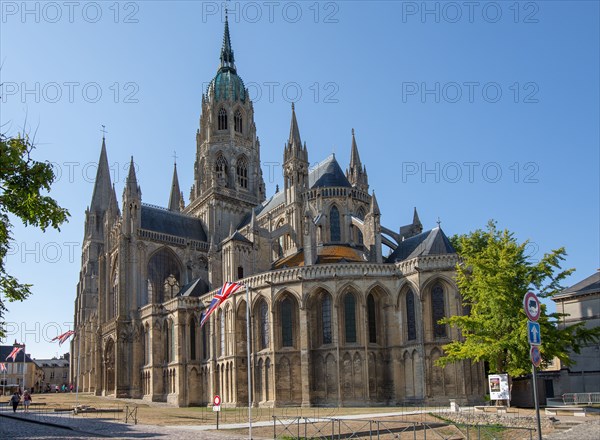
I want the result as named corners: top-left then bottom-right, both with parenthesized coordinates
top-left (544, 420), bottom-right (600, 440)
top-left (0, 412), bottom-right (270, 439)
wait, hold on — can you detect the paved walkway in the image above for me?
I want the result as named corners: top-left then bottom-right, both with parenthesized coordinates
top-left (544, 420), bottom-right (600, 439)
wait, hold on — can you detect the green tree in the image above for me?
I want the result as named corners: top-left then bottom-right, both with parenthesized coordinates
top-left (437, 220), bottom-right (599, 377)
top-left (0, 134), bottom-right (69, 337)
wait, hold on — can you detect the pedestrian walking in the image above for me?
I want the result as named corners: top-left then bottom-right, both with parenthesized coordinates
top-left (10, 392), bottom-right (20, 413)
top-left (23, 390), bottom-right (32, 413)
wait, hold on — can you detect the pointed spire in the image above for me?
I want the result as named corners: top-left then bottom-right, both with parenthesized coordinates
top-left (288, 102), bottom-right (302, 149)
top-left (349, 128), bottom-right (362, 171)
top-left (413, 207), bottom-right (422, 227)
top-left (219, 11), bottom-right (236, 73)
top-left (90, 137), bottom-right (112, 212)
top-left (124, 156), bottom-right (140, 199)
top-left (108, 184), bottom-right (119, 217)
top-left (369, 191), bottom-right (380, 216)
top-left (168, 163), bottom-right (182, 212)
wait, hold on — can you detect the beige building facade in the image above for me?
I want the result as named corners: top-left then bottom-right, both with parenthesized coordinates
top-left (71, 18), bottom-right (485, 407)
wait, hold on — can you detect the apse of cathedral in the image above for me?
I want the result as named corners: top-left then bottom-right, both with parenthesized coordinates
top-left (72, 17), bottom-right (485, 407)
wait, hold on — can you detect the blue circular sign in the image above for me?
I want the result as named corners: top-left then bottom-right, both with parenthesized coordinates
top-left (530, 345), bottom-right (542, 367)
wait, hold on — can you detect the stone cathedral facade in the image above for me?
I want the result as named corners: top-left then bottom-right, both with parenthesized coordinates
top-left (72, 19), bottom-right (485, 407)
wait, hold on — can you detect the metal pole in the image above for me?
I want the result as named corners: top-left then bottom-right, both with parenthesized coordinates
top-left (531, 365), bottom-right (542, 440)
top-left (76, 329), bottom-right (81, 406)
top-left (246, 285), bottom-right (252, 440)
top-left (22, 343), bottom-right (26, 394)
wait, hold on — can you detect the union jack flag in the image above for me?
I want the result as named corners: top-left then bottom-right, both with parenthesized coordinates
top-left (52, 330), bottom-right (75, 345)
top-left (5, 346), bottom-right (23, 362)
top-left (0, 363), bottom-right (6, 372)
top-left (200, 282), bottom-right (243, 328)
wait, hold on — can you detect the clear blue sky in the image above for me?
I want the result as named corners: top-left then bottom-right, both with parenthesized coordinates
top-left (1, 1), bottom-right (598, 359)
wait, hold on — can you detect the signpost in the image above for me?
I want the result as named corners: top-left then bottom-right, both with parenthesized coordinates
top-left (524, 291), bottom-right (542, 440)
top-left (213, 395), bottom-right (221, 429)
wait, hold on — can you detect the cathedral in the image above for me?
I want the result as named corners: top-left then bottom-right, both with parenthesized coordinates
top-left (71, 18), bottom-right (485, 407)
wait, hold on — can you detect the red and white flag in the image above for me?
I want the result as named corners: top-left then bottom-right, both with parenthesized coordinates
top-left (200, 282), bottom-right (244, 328)
top-left (5, 346), bottom-right (23, 361)
top-left (52, 330), bottom-right (75, 345)
top-left (0, 363), bottom-right (6, 372)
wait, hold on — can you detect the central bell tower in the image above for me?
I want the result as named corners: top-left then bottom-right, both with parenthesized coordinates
top-left (186, 14), bottom-right (266, 242)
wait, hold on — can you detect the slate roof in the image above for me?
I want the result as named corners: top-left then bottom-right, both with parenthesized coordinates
top-left (386, 227), bottom-right (455, 262)
top-left (554, 272), bottom-right (600, 300)
top-left (0, 345), bottom-right (35, 363)
top-left (309, 154), bottom-right (352, 189)
top-left (177, 277), bottom-right (209, 297)
top-left (34, 359), bottom-right (69, 368)
top-left (141, 205), bottom-right (207, 242)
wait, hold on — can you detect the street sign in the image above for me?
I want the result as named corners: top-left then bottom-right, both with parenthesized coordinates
top-left (527, 321), bottom-right (541, 345)
top-left (530, 345), bottom-right (542, 367)
top-left (213, 395), bottom-right (221, 407)
top-left (523, 291), bottom-right (541, 322)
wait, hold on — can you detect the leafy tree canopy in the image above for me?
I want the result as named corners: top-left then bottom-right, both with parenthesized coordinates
top-left (437, 220), bottom-right (600, 377)
top-left (0, 134), bottom-right (69, 337)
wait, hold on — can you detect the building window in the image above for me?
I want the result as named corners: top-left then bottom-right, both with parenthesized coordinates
top-left (344, 293), bottom-right (357, 343)
top-left (218, 108), bottom-right (228, 130)
top-left (321, 293), bottom-right (332, 345)
top-left (50, 372), bottom-right (55, 380)
top-left (367, 293), bottom-right (377, 343)
top-left (330, 205), bottom-right (341, 242)
top-left (236, 156), bottom-right (248, 189)
top-left (356, 208), bottom-right (365, 245)
top-left (190, 318), bottom-right (197, 360)
top-left (219, 310), bottom-right (225, 356)
top-left (281, 297), bottom-right (293, 347)
top-left (202, 323), bottom-right (209, 360)
top-left (259, 300), bottom-right (269, 350)
top-left (215, 155), bottom-right (228, 181)
top-left (234, 109), bottom-right (243, 133)
top-left (406, 289), bottom-right (417, 341)
top-left (237, 266), bottom-right (244, 280)
top-left (432, 283), bottom-right (447, 338)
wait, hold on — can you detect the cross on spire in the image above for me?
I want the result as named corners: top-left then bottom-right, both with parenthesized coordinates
top-left (172, 150), bottom-right (178, 165)
top-left (100, 125), bottom-right (108, 139)
top-left (437, 217), bottom-right (442, 227)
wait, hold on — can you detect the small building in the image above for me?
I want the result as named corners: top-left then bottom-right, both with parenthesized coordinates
top-left (0, 345), bottom-right (40, 395)
top-left (34, 358), bottom-right (70, 393)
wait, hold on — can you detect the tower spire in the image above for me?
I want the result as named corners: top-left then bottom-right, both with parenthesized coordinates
top-left (168, 162), bottom-right (183, 212)
top-left (90, 136), bottom-right (112, 212)
top-left (288, 102), bottom-right (302, 149)
top-left (219, 11), bottom-right (236, 72)
top-left (346, 128), bottom-right (369, 192)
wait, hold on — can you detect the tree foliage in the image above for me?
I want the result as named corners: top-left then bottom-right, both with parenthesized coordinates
top-left (437, 220), bottom-right (600, 377)
top-left (0, 134), bottom-right (69, 336)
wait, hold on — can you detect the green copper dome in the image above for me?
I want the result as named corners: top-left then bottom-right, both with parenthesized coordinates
top-left (209, 69), bottom-right (246, 102)
top-left (207, 14), bottom-right (246, 102)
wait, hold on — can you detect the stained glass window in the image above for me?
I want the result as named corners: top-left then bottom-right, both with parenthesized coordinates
top-left (321, 294), bottom-right (332, 344)
top-left (432, 283), bottom-right (447, 338)
top-left (330, 206), bottom-right (341, 242)
top-left (406, 289), bottom-right (416, 341)
top-left (281, 297), bottom-right (293, 347)
top-left (344, 293), bottom-right (356, 343)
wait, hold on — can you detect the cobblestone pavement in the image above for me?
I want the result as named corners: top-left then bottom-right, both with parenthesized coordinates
top-left (0, 412), bottom-right (269, 439)
top-left (544, 420), bottom-right (600, 440)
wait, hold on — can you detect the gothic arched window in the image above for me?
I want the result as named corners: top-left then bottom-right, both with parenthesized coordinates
top-left (236, 156), bottom-right (248, 189)
top-left (281, 297), bottom-right (293, 347)
top-left (356, 207), bottom-right (365, 245)
top-left (321, 293), bottom-right (332, 345)
top-left (406, 289), bottom-right (417, 341)
top-left (259, 300), bottom-right (269, 350)
top-left (218, 108), bottom-right (228, 130)
top-left (219, 310), bottom-right (225, 356)
top-left (215, 154), bottom-right (228, 181)
top-left (367, 293), bottom-right (377, 343)
top-left (330, 205), bottom-right (341, 242)
top-left (234, 109), bottom-right (243, 133)
top-left (344, 293), bottom-right (357, 343)
top-left (190, 318), bottom-right (197, 360)
top-left (432, 283), bottom-right (447, 338)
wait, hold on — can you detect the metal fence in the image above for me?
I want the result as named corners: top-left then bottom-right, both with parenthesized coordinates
top-left (272, 416), bottom-right (536, 440)
top-left (562, 392), bottom-right (600, 405)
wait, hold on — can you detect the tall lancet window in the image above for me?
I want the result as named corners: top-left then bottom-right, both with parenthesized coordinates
top-left (215, 154), bottom-right (228, 185)
top-left (344, 293), bottom-right (357, 343)
top-left (406, 289), bottom-right (417, 341)
top-left (259, 300), bottom-right (269, 350)
top-left (321, 293), bottom-right (332, 345)
top-left (236, 156), bottom-right (248, 189)
top-left (330, 205), bottom-right (341, 242)
top-left (234, 110), bottom-right (243, 133)
top-left (432, 283), bottom-right (447, 338)
top-left (218, 108), bottom-right (228, 130)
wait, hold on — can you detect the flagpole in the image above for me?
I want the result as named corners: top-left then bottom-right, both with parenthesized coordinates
top-left (22, 343), bottom-right (26, 394)
top-left (246, 284), bottom-right (252, 440)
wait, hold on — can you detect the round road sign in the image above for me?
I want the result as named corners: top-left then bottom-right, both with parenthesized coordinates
top-left (523, 291), bottom-right (541, 322)
top-left (530, 345), bottom-right (542, 367)
top-left (213, 395), bottom-right (221, 406)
